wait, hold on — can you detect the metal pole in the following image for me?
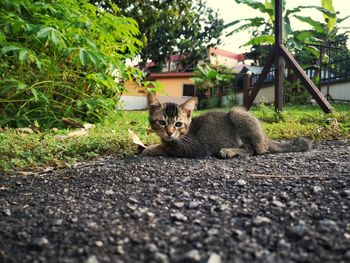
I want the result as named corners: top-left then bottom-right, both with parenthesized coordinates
top-left (274, 0), bottom-right (284, 112)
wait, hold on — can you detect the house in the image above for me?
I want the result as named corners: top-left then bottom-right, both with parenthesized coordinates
top-left (120, 47), bottom-right (246, 110)
top-left (118, 72), bottom-right (194, 110)
top-left (208, 47), bottom-right (245, 68)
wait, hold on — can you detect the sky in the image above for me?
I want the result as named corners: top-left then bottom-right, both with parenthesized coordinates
top-left (205, 0), bottom-right (350, 53)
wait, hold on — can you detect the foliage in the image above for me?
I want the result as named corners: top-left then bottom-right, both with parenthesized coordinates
top-left (283, 79), bottom-right (309, 104)
top-left (0, 0), bottom-right (144, 128)
top-left (253, 103), bottom-right (350, 140)
top-left (1, 103), bottom-right (349, 172)
top-left (100, 0), bottom-right (224, 71)
top-left (191, 64), bottom-right (235, 92)
top-left (226, 0), bottom-right (349, 65)
top-left (191, 64), bottom-right (235, 108)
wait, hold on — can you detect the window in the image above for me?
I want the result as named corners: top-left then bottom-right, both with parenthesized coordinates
top-left (183, 84), bottom-right (196, 97)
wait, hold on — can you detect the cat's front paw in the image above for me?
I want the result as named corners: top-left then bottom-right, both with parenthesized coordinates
top-left (142, 144), bottom-right (165, 156)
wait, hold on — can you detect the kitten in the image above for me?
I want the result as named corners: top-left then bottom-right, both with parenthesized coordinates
top-left (142, 93), bottom-right (312, 158)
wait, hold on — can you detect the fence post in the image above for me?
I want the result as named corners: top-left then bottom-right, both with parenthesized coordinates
top-left (243, 73), bottom-right (251, 109)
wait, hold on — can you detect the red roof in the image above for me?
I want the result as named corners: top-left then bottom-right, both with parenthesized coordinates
top-left (209, 47), bottom-right (245, 61)
top-left (147, 72), bottom-right (192, 80)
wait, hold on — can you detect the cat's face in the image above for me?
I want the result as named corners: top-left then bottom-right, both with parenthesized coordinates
top-left (147, 94), bottom-right (197, 141)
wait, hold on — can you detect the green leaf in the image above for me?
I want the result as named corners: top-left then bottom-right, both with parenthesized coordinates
top-left (17, 83), bottom-right (28, 90)
top-left (79, 48), bottom-right (88, 66)
top-left (234, 0), bottom-right (273, 16)
top-left (37, 26), bottom-right (65, 47)
top-left (297, 5), bottom-right (336, 18)
top-left (321, 0), bottom-right (336, 32)
top-left (50, 30), bottom-right (60, 46)
top-left (31, 88), bottom-right (39, 102)
top-left (79, 48), bottom-right (107, 68)
top-left (1, 45), bottom-right (22, 54)
top-left (37, 27), bottom-right (52, 39)
top-left (294, 15), bottom-right (326, 34)
top-left (19, 49), bottom-right (28, 61)
top-left (226, 18), bottom-right (265, 36)
top-left (207, 69), bottom-right (217, 80)
top-left (338, 15), bottom-right (350, 24)
top-left (224, 20), bottom-right (241, 29)
top-left (0, 32), bottom-right (6, 43)
top-left (294, 30), bottom-right (317, 41)
top-left (241, 35), bottom-right (275, 46)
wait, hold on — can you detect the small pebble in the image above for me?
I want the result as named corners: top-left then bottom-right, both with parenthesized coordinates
top-left (174, 202), bottom-right (185, 208)
top-left (33, 237), bottom-right (50, 248)
top-left (189, 201), bottom-right (200, 209)
top-left (95, 241), bottom-right (103, 247)
top-left (105, 189), bottom-right (114, 195)
top-left (155, 252), bottom-right (169, 263)
top-left (86, 255), bottom-right (99, 263)
top-left (317, 219), bottom-right (338, 232)
top-left (207, 252), bottom-right (221, 263)
top-left (116, 245), bottom-right (124, 255)
top-left (237, 179), bottom-right (247, 186)
top-left (253, 216), bottom-right (271, 225)
top-left (313, 186), bottom-right (322, 193)
top-left (185, 249), bottom-right (201, 262)
top-left (272, 200), bottom-right (286, 208)
top-left (171, 212), bottom-right (188, 222)
top-left (2, 209), bottom-right (11, 216)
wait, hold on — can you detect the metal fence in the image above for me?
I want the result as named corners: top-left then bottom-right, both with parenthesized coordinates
top-left (249, 56), bottom-right (350, 87)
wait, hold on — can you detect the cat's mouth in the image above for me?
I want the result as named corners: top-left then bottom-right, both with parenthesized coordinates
top-left (163, 137), bottom-right (177, 141)
top-left (162, 134), bottom-right (179, 141)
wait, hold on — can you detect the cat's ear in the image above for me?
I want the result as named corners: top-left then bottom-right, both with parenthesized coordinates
top-left (180, 97), bottom-right (198, 117)
top-left (147, 93), bottom-right (162, 111)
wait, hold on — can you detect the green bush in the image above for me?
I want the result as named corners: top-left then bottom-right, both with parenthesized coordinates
top-left (0, 0), bottom-right (143, 128)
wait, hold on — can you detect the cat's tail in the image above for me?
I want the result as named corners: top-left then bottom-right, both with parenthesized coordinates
top-left (267, 138), bottom-right (312, 153)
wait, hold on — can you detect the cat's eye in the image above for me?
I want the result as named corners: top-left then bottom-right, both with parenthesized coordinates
top-left (158, 120), bottom-right (166, 126)
top-left (175, 122), bottom-right (183, 127)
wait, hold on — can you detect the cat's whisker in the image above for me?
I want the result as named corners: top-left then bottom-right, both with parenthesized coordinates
top-left (178, 136), bottom-right (197, 156)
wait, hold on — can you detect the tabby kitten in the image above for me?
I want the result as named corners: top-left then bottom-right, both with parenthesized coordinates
top-left (142, 93), bottom-right (312, 158)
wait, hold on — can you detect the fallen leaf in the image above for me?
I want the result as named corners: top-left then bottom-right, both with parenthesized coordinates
top-left (62, 118), bottom-right (84, 128)
top-left (16, 171), bottom-right (35, 176)
top-left (128, 129), bottom-right (147, 149)
top-left (83, 123), bottom-right (94, 130)
top-left (54, 129), bottom-right (88, 141)
top-left (16, 128), bottom-right (34, 134)
top-left (67, 129), bottom-right (88, 138)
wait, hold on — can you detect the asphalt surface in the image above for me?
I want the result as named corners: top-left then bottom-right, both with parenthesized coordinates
top-left (1, 140), bottom-right (350, 263)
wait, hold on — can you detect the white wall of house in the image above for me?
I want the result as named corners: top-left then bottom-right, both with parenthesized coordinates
top-left (231, 85), bottom-right (275, 106)
top-left (233, 82), bottom-right (350, 106)
top-left (321, 82), bottom-right (350, 101)
top-left (119, 95), bottom-right (147, 110)
top-left (119, 95), bottom-right (189, 110)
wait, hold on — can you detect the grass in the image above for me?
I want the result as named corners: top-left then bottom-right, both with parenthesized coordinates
top-left (0, 103), bottom-right (349, 173)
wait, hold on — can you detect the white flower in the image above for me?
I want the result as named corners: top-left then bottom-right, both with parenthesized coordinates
top-left (111, 69), bottom-right (120, 77)
top-left (125, 58), bottom-right (132, 67)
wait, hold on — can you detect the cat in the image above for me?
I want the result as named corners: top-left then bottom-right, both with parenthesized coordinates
top-left (142, 93), bottom-right (312, 158)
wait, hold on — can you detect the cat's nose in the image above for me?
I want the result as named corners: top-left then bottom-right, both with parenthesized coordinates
top-left (166, 127), bottom-right (175, 137)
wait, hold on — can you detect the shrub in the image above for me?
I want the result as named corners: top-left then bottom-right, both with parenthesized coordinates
top-left (0, 0), bottom-right (143, 128)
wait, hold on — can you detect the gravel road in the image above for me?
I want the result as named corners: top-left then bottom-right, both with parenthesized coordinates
top-left (1, 140), bottom-right (350, 263)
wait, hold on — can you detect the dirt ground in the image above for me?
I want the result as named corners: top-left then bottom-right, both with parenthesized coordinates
top-left (1, 140), bottom-right (350, 263)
